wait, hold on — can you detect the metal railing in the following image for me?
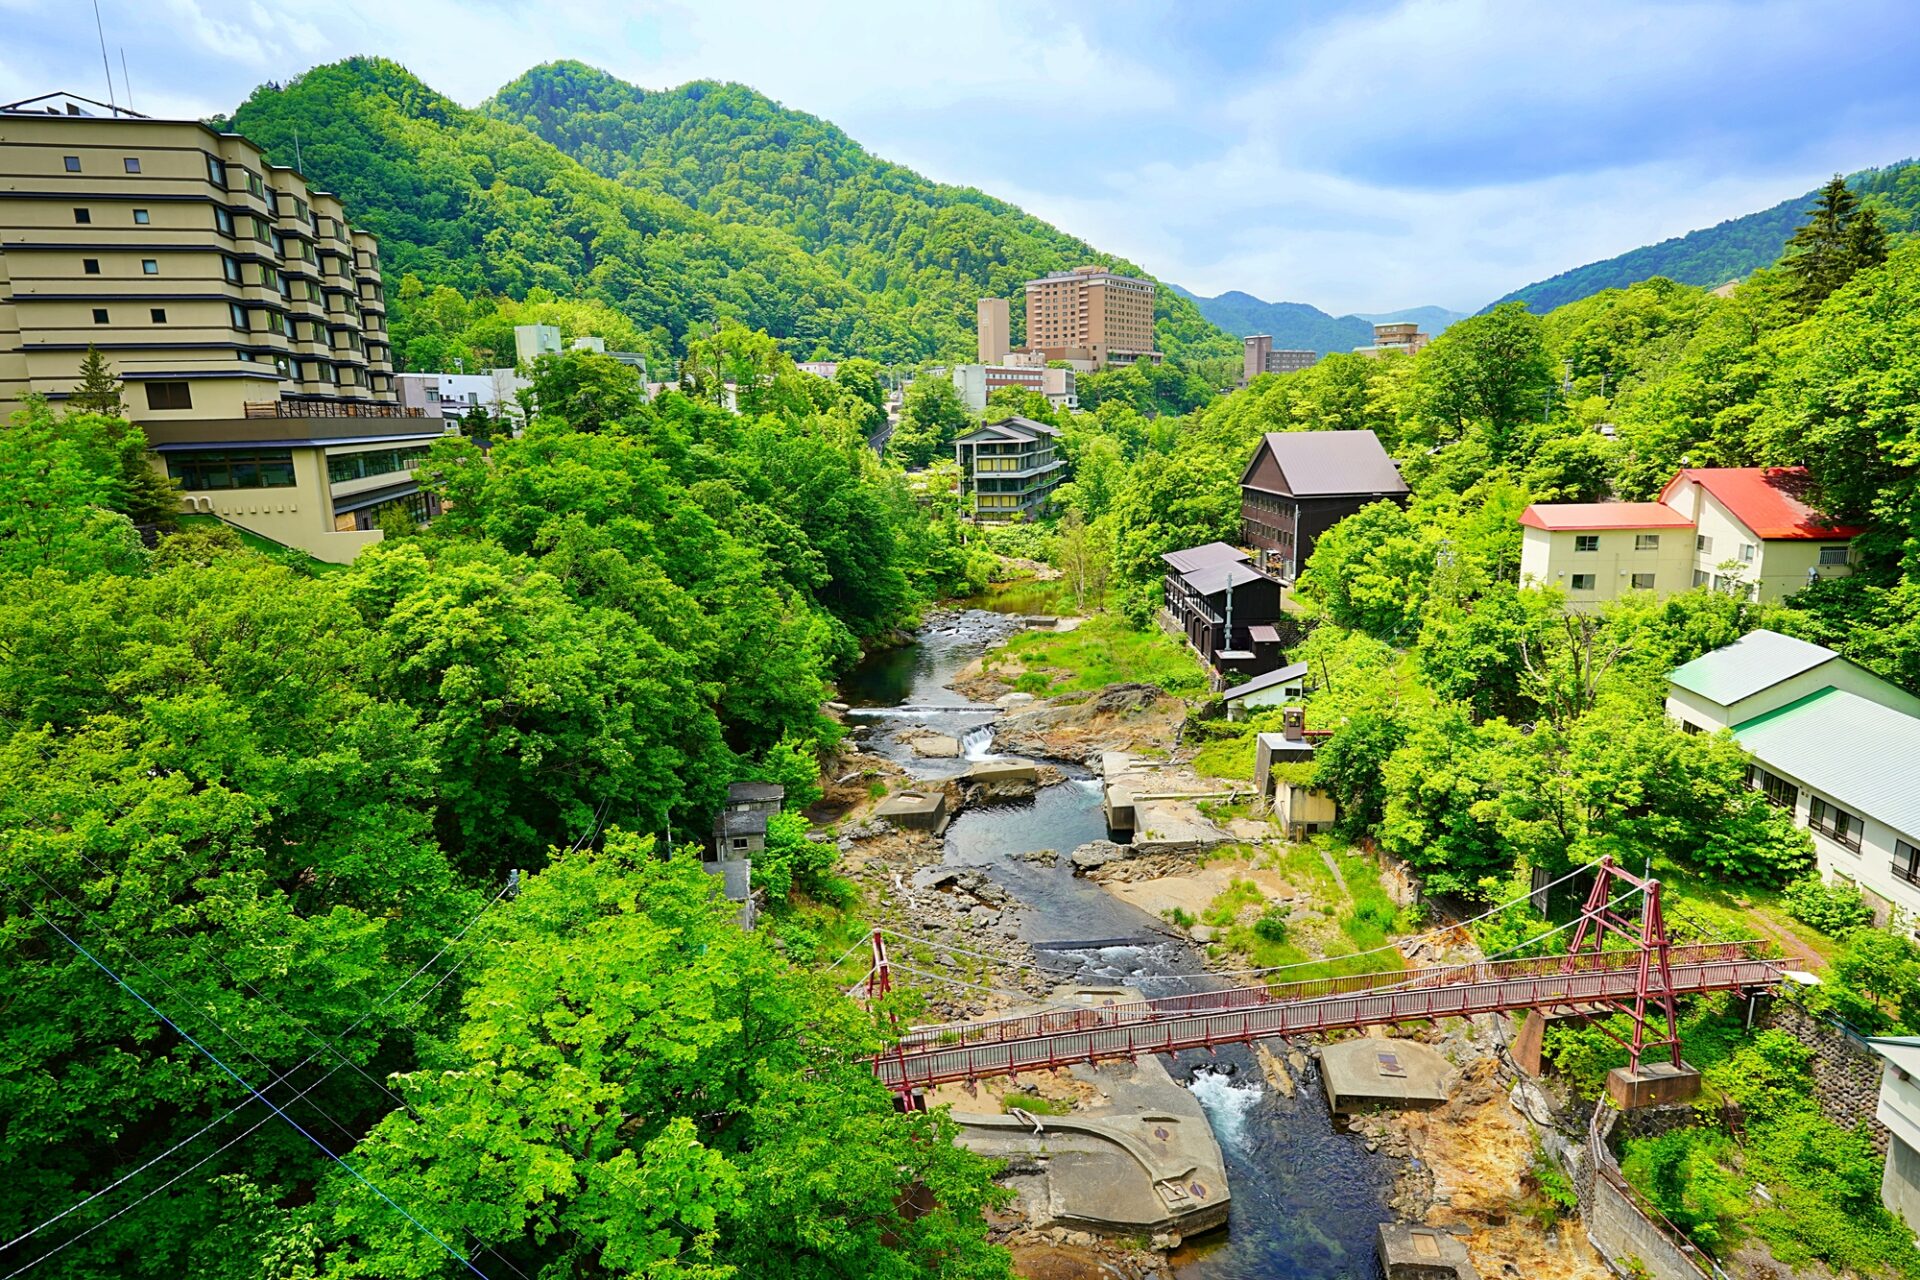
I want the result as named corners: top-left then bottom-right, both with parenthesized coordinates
top-left (1587, 1100), bottom-right (1732, 1280)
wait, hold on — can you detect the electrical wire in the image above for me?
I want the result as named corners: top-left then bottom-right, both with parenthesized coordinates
top-left (20, 903), bottom-right (493, 1279)
top-left (4, 874), bottom-right (515, 1259)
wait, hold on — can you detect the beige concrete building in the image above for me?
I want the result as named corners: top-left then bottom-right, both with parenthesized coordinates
top-left (1354, 321), bottom-right (1429, 358)
top-left (1022, 265), bottom-right (1160, 369)
top-left (976, 297), bottom-right (1009, 364)
top-left (948, 362), bottom-right (1075, 413)
top-left (0, 92), bottom-right (439, 562)
top-left (1241, 334), bottom-right (1319, 384)
top-left (1520, 467), bottom-right (1859, 607)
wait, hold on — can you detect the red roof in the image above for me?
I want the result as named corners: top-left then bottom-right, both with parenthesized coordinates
top-left (1659, 467), bottom-right (1863, 541)
top-left (1519, 502), bottom-right (1694, 532)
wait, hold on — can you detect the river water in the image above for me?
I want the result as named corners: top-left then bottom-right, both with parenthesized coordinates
top-left (840, 608), bottom-right (1394, 1279)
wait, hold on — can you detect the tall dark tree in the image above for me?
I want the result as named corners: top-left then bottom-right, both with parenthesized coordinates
top-left (66, 344), bottom-right (124, 415)
top-left (1783, 176), bottom-right (1887, 308)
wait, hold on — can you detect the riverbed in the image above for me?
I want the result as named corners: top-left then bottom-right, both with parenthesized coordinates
top-left (841, 610), bottom-right (1394, 1279)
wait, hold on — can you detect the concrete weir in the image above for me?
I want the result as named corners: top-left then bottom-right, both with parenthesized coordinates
top-left (938, 987), bottom-right (1231, 1240)
top-left (1319, 1037), bottom-right (1453, 1113)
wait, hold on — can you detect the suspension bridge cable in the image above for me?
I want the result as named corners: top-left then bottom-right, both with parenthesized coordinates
top-left (19, 903), bottom-right (493, 1280)
top-left (4, 874), bottom-right (515, 1258)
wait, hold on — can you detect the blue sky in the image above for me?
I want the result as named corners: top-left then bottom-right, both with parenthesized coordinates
top-left (7, 0), bottom-right (1920, 313)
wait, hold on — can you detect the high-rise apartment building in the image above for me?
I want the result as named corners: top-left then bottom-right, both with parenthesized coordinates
top-left (977, 297), bottom-right (1010, 364)
top-left (0, 92), bottom-right (439, 562)
top-left (1242, 335), bottom-right (1320, 384)
top-left (1021, 265), bottom-right (1160, 369)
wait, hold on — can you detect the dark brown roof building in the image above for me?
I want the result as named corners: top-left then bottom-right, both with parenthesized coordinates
top-left (1240, 429), bottom-right (1408, 582)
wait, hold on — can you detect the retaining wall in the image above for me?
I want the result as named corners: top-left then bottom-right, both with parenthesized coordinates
top-left (1768, 999), bottom-right (1889, 1156)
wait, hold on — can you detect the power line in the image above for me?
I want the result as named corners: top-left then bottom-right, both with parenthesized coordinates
top-left (5, 874), bottom-right (515, 1256)
top-left (21, 903), bottom-right (493, 1279)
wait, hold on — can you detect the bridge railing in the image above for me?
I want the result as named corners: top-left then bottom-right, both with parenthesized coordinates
top-left (893, 941), bottom-right (1769, 1054)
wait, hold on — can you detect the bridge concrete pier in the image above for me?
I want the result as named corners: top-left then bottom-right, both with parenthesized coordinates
top-left (1606, 1060), bottom-right (1702, 1110)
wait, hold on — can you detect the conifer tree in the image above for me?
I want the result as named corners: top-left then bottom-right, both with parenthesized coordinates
top-left (1783, 175), bottom-right (1887, 308)
top-left (67, 345), bottom-right (124, 415)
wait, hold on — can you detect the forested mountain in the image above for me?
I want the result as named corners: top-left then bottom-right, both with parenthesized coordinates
top-left (483, 61), bottom-right (1235, 367)
top-left (1171, 287), bottom-right (1463, 353)
top-left (1490, 159), bottom-right (1920, 313)
top-left (226, 59), bottom-right (1233, 369)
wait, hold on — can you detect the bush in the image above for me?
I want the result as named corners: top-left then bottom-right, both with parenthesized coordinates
top-left (1253, 907), bottom-right (1291, 944)
top-left (1781, 876), bottom-right (1874, 936)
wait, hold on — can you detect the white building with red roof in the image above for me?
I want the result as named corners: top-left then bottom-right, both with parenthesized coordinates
top-left (1519, 467), bottom-right (1859, 607)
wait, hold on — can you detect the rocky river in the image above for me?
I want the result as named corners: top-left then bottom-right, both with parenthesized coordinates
top-left (838, 608), bottom-right (1397, 1280)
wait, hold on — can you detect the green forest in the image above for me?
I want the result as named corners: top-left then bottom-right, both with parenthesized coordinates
top-left (1491, 158), bottom-right (1920, 313)
top-left (221, 58), bottom-right (1234, 375)
top-left (0, 329), bottom-right (1018, 1278)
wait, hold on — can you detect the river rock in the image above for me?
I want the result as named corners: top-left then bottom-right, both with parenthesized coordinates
top-left (909, 733), bottom-right (961, 758)
top-left (1188, 924), bottom-right (1216, 944)
top-left (911, 866), bottom-right (964, 890)
top-left (1068, 840), bottom-right (1131, 872)
top-left (996, 691), bottom-right (1037, 707)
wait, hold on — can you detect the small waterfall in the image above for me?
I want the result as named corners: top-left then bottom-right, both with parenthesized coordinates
top-left (1189, 1070), bottom-right (1265, 1148)
top-left (961, 726), bottom-right (999, 761)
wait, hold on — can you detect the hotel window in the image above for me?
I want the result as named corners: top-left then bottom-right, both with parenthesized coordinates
top-left (149, 308), bottom-right (167, 324)
top-left (82, 258), bottom-right (100, 275)
top-left (145, 381), bottom-right (193, 411)
top-left (251, 217), bottom-right (272, 241)
top-left (222, 256), bottom-right (242, 283)
top-left (91, 308), bottom-right (109, 324)
top-left (229, 303), bottom-right (249, 330)
top-left (214, 207), bottom-right (235, 235)
top-left (1819, 546), bottom-right (1850, 566)
top-left (207, 156), bottom-right (227, 186)
top-left (167, 448), bottom-right (297, 490)
top-left (1635, 534), bottom-right (1661, 551)
top-left (132, 208), bottom-right (150, 225)
top-left (1574, 534), bottom-right (1599, 553)
top-left (123, 157), bottom-right (141, 173)
top-left (1630, 573), bottom-right (1657, 589)
top-left (63, 155), bottom-right (81, 172)
top-left (1570, 573), bottom-right (1596, 591)
top-left (247, 172), bottom-right (265, 198)
top-left (1810, 797), bottom-right (1863, 852)
top-left (141, 259), bottom-right (159, 275)
top-left (73, 207), bottom-right (91, 224)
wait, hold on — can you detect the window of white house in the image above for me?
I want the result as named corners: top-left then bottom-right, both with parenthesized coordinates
top-left (1631, 573), bottom-right (1657, 589)
top-left (1819, 546), bottom-right (1850, 566)
top-left (1810, 797), bottom-right (1863, 852)
top-left (1896, 840), bottom-right (1920, 886)
top-left (1739, 543), bottom-right (1757, 563)
top-left (1574, 535), bottom-right (1600, 553)
top-left (1635, 534), bottom-right (1661, 551)
top-left (1570, 573), bottom-right (1596, 591)
top-left (1693, 569), bottom-right (1709, 587)
top-left (1749, 765), bottom-right (1798, 811)
top-left (1696, 534), bottom-right (1713, 554)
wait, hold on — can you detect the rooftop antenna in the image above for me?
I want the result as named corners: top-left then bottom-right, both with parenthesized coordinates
top-left (91, 0), bottom-right (117, 112)
top-left (119, 47), bottom-right (132, 114)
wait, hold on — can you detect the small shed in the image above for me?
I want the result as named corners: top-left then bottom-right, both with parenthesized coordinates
top-left (1222, 661), bottom-right (1310, 721)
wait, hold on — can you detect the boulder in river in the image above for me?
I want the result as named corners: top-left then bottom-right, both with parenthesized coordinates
top-left (1068, 840), bottom-right (1132, 872)
top-left (908, 732), bottom-right (961, 758)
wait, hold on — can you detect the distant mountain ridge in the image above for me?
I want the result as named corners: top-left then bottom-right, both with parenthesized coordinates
top-left (1170, 286), bottom-right (1464, 354)
top-left (1490, 159), bottom-right (1920, 313)
top-left (485, 61), bottom-right (1235, 365)
top-left (225, 58), bottom-right (1235, 368)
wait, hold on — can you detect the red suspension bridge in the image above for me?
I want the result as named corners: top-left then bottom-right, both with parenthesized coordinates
top-left (860, 858), bottom-right (1785, 1098)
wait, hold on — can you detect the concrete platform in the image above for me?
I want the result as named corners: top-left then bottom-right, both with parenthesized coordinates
top-left (1378, 1223), bottom-right (1482, 1278)
top-left (1320, 1037), bottom-right (1453, 1112)
top-left (874, 790), bottom-right (949, 833)
top-left (1606, 1060), bottom-right (1701, 1110)
top-left (943, 987), bottom-right (1230, 1239)
top-left (964, 759), bottom-right (1039, 784)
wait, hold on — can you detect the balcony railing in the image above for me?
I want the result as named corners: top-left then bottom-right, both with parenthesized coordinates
top-left (243, 399), bottom-right (426, 419)
top-left (1893, 861), bottom-right (1920, 888)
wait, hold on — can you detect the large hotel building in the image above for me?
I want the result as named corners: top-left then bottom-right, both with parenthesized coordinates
top-left (0, 92), bottom-right (441, 562)
top-left (1022, 265), bottom-right (1161, 369)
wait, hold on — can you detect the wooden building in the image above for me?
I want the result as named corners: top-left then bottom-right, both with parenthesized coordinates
top-left (1240, 430), bottom-right (1408, 582)
top-left (1159, 541), bottom-right (1284, 677)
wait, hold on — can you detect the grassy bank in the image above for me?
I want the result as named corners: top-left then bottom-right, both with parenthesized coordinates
top-left (986, 612), bottom-right (1208, 698)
